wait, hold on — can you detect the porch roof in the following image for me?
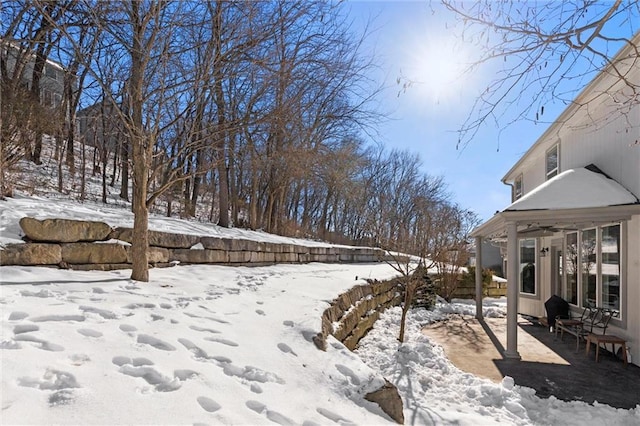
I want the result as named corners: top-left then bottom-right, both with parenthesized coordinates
top-left (471, 166), bottom-right (640, 239)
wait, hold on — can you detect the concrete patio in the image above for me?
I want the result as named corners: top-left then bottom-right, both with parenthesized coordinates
top-left (422, 315), bottom-right (640, 409)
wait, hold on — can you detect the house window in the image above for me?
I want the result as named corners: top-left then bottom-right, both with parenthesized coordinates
top-left (581, 228), bottom-right (597, 307)
top-left (545, 144), bottom-right (559, 180)
top-left (45, 64), bottom-right (58, 80)
top-left (42, 89), bottom-right (53, 107)
top-left (601, 224), bottom-right (621, 310)
top-left (514, 174), bottom-right (523, 201)
top-left (563, 224), bottom-right (623, 316)
top-left (565, 232), bottom-right (578, 305)
top-left (519, 238), bottom-right (536, 294)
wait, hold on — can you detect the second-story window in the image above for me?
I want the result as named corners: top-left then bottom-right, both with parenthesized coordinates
top-left (514, 174), bottom-right (523, 201)
top-left (546, 144), bottom-right (559, 180)
top-left (45, 64), bottom-right (58, 80)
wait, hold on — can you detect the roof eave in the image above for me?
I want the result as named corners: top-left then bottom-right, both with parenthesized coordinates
top-left (471, 203), bottom-right (640, 239)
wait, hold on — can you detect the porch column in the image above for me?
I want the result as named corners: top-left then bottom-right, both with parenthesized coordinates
top-left (475, 236), bottom-right (483, 320)
top-left (505, 221), bottom-right (521, 360)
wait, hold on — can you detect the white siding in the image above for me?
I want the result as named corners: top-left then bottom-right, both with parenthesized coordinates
top-left (506, 58), bottom-right (639, 199)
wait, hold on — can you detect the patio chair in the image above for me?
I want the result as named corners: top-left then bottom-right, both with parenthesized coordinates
top-left (581, 308), bottom-right (618, 336)
top-left (555, 306), bottom-right (592, 350)
top-left (557, 307), bottom-right (619, 351)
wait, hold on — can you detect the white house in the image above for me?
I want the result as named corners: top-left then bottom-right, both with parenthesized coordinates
top-left (0, 39), bottom-right (65, 108)
top-left (471, 32), bottom-right (640, 364)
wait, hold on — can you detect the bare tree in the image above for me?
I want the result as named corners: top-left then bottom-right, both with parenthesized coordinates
top-left (434, 1), bottom-right (640, 148)
top-left (431, 206), bottom-right (479, 302)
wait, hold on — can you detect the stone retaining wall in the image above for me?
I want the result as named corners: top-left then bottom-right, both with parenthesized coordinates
top-left (313, 277), bottom-right (404, 351)
top-left (0, 217), bottom-right (391, 269)
top-left (313, 276), bottom-right (406, 424)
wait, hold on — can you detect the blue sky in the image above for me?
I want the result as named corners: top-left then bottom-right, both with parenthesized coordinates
top-left (341, 1), bottom-right (599, 222)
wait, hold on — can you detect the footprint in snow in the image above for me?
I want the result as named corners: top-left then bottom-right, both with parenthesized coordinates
top-left (255, 309), bottom-right (265, 316)
top-left (20, 289), bottom-right (55, 298)
top-left (8, 311), bottom-right (29, 321)
top-left (112, 356), bottom-right (154, 367)
top-left (184, 312), bottom-right (230, 324)
top-left (189, 325), bottom-right (221, 334)
top-left (301, 330), bottom-right (316, 343)
top-left (13, 334), bottom-right (64, 351)
top-left (277, 343), bottom-right (297, 357)
top-left (282, 320), bottom-right (294, 327)
top-left (18, 368), bottom-right (79, 406)
top-left (123, 302), bottom-right (156, 309)
top-left (178, 338), bottom-right (211, 360)
top-left (13, 324), bottom-right (39, 334)
top-left (112, 357), bottom-right (192, 392)
top-left (80, 305), bottom-right (117, 319)
top-left (246, 400), bottom-right (296, 425)
top-left (77, 328), bottom-right (103, 338)
top-left (204, 336), bottom-right (239, 347)
top-left (136, 334), bottom-right (176, 351)
top-left (117, 364), bottom-right (181, 392)
top-left (335, 364), bottom-right (360, 385)
top-left (316, 407), bottom-right (356, 425)
top-left (30, 314), bottom-right (85, 322)
top-left (174, 369), bottom-right (199, 380)
top-left (223, 364), bottom-right (285, 385)
top-left (197, 396), bottom-right (222, 413)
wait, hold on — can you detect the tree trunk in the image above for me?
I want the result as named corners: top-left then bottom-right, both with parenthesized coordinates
top-left (217, 159), bottom-right (229, 227)
top-left (120, 138), bottom-right (129, 201)
top-left (190, 150), bottom-right (203, 218)
top-left (129, 0), bottom-right (151, 282)
top-left (130, 150), bottom-right (149, 282)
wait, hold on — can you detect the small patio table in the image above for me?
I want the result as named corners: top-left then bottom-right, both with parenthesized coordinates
top-left (555, 318), bottom-right (584, 351)
top-left (585, 333), bottom-right (628, 366)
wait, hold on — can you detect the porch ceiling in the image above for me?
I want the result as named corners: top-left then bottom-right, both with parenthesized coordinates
top-left (471, 166), bottom-right (640, 239)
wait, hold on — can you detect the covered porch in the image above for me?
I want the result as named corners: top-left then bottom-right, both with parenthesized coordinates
top-left (470, 167), bottom-right (640, 360)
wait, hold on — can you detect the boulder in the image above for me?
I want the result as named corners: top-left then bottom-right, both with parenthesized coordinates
top-left (148, 247), bottom-right (170, 264)
top-left (70, 263), bottom-right (131, 271)
top-left (0, 243), bottom-right (62, 265)
top-left (200, 237), bottom-right (229, 250)
top-left (111, 227), bottom-right (200, 249)
top-left (62, 243), bottom-right (128, 264)
top-left (171, 249), bottom-right (228, 263)
top-left (20, 217), bottom-right (111, 243)
top-left (365, 379), bottom-right (404, 424)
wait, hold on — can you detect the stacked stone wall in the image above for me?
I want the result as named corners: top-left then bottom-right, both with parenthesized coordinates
top-left (312, 276), bottom-right (406, 424)
top-left (0, 217), bottom-right (391, 269)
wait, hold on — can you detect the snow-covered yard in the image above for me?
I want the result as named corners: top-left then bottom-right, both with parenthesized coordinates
top-left (2, 195), bottom-right (640, 425)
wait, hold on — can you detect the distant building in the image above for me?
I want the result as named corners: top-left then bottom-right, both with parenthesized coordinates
top-left (468, 239), bottom-right (503, 277)
top-left (0, 39), bottom-right (65, 109)
top-left (77, 102), bottom-right (122, 150)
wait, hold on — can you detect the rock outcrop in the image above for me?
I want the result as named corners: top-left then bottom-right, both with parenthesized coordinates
top-left (20, 217), bottom-right (112, 243)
